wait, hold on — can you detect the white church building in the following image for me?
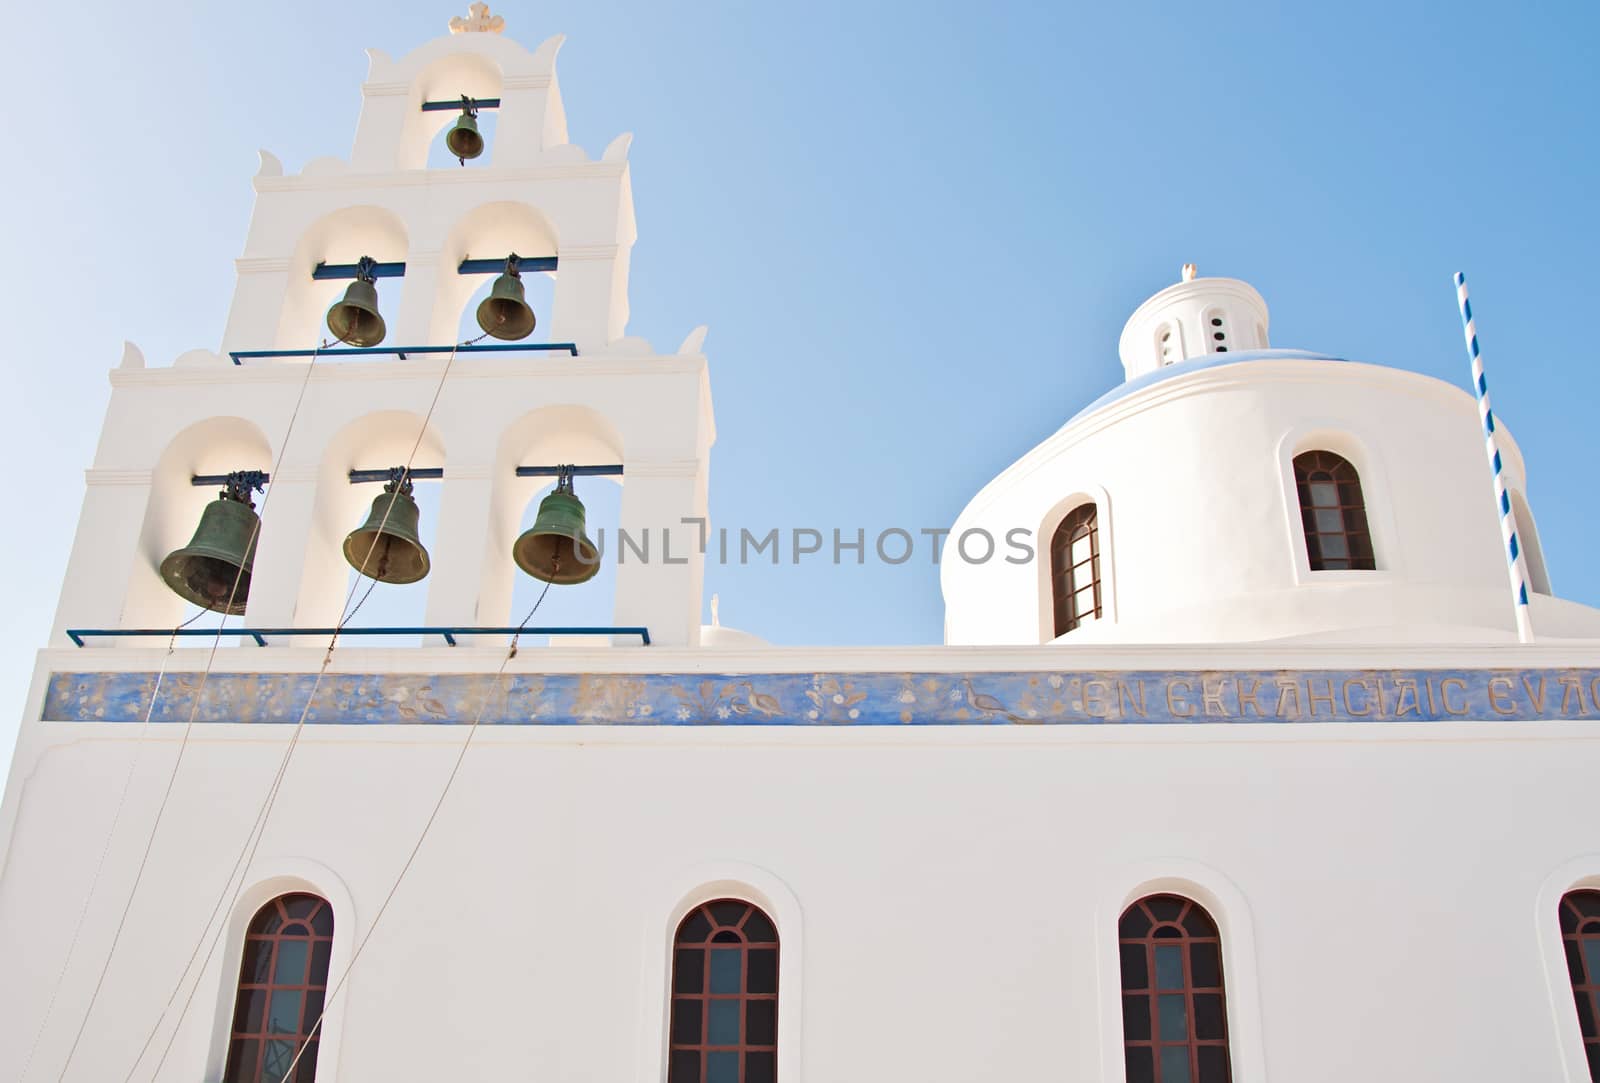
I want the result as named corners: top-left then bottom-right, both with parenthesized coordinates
top-left (4, 8), bottom-right (1600, 1083)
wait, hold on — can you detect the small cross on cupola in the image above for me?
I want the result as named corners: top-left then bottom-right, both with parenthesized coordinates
top-left (449, 2), bottom-right (505, 34)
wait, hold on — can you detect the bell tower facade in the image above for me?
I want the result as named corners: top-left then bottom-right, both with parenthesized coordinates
top-left (52, 5), bottom-right (713, 647)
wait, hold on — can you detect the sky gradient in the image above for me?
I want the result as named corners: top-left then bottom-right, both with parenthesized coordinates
top-left (2, 0), bottom-right (1597, 762)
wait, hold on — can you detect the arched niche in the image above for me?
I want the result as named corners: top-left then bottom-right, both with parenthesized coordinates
top-left (293, 411), bottom-right (447, 629)
top-left (126, 416), bottom-right (275, 631)
top-left (275, 205), bottom-right (410, 351)
top-left (401, 51), bottom-right (505, 170)
top-left (433, 201), bottom-right (561, 345)
top-left (477, 405), bottom-right (623, 625)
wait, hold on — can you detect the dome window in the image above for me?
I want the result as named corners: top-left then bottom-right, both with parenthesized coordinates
top-left (1293, 451), bottom-right (1376, 570)
top-left (1050, 503), bottom-right (1102, 635)
top-left (1205, 310), bottom-right (1229, 354)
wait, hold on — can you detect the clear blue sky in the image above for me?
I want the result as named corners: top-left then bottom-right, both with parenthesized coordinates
top-left (2, 0), bottom-right (1597, 754)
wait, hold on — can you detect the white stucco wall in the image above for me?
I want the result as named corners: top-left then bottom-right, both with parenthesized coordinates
top-left (3, 643), bottom-right (1600, 1083)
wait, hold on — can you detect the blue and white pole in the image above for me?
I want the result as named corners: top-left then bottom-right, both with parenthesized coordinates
top-left (1454, 272), bottom-right (1534, 643)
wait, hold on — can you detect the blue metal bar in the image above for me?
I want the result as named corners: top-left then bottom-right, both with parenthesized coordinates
top-left (516, 465), bottom-right (625, 478)
top-left (192, 472), bottom-right (273, 487)
top-left (64, 625), bottom-right (651, 647)
top-left (229, 343), bottom-right (579, 365)
top-left (346, 465), bottom-right (624, 483)
top-left (313, 261), bottom-right (406, 280)
top-left (421, 98), bottom-right (502, 112)
top-left (458, 256), bottom-right (558, 275)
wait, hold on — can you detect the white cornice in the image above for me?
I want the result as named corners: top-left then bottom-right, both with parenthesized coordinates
top-left (108, 354), bottom-right (706, 388)
top-left (253, 160), bottom-right (626, 194)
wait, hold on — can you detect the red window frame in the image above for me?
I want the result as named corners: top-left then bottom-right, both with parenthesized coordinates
top-left (1293, 450), bottom-right (1376, 571)
top-left (1050, 503), bottom-right (1101, 636)
top-left (223, 893), bottom-right (334, 1083)
top-left (668, 899), bottom-right (779, 1083)
top-left (1119, 894), bottom-right (1232, 1083)
top-left (1560, 890), bottom-right (1600, 1079)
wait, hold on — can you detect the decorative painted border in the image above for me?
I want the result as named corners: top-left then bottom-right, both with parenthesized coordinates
top-left (41, 668), bottom-right (1600, 727)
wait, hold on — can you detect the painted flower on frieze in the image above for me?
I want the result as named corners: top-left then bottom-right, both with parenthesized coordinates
top-left (805, 676), bottom-right (866, 722)
top-left (670, 680), bottom-right (739, 722)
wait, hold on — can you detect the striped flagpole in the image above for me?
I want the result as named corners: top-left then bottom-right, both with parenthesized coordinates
top-left (1454, 272), bottom-right (1534, 643)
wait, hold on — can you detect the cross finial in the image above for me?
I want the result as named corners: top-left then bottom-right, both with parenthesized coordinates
top-left (710, 593), bottom-right (721, 627)
top-left (449, 2), bottom-right (505, 33)
top-left (1181, 263), bottom-right (1198, 282)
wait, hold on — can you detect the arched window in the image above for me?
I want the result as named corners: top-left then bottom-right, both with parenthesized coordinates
top-left (1051, 503), bottom-right (1101, 636)
top-left (668, 899), bottom-right (779, 1083)
top-left (224, 893), bottom-right (334, 1083)
top-left (1293, 450), bottom-right (1375, 570)
top-left (1119, 894), bottom-right (1231, 1083)
top-left (1560, 890), bottom-right (1600, 1077)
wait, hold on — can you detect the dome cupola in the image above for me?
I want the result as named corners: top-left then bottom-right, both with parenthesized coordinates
top-left (1117, 265), bottom-right (1271, 380)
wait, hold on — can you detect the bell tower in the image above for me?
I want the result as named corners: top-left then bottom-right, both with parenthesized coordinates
top-left (51, 3), bottom-right (714, 648)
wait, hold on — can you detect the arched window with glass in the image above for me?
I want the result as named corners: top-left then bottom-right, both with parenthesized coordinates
top-left (1050, 503), bottom-right (1101, 637)
top-left (1292, 450), bottom-right (1375, 570)
top-left (668, 899), bottom-right (779, 1083)
top-left (1560, 890), bottom-right (1600, 1078)
top-left (1119, 893), bottom-right (1231, 1083)
top-left (224, 893), bottom-right (334, 1083)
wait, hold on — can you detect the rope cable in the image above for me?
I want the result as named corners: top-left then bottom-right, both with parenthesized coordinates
top-left (130, 334), bottom-right (482, 1083)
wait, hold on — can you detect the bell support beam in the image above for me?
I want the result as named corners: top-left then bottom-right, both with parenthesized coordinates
top-left (63, 625), bottom-right (652, 647)
top-left (459, 256), bottom-right (558, 275)
top-left (192, 465), bottom-right (627, 486)
top-left (313, 261), bottom-right (408, 280)
top-left (420, 98), bottom-right (502, 111)
top-left (228, 343), bottom-right (579, 364)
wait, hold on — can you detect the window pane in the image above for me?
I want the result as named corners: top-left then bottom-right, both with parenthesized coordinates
top-left (224, 1039), bottom-right (258, 1083)
top-left (668, 1050), bottom-right (699, 1083)
top-left (293, 1043), bottom-right (319, 1083)
top-left (309, 940), bottom-right (331, 984)
top-left (670, 999), bottom-right (702, 1045)
top-left (708, 999), bottom-right (741, 1045)
top-left (1155, 945), bottom-right (1184, 990)
top-left (674, 948), bottom-right (705, 993)
top-left (1193, 993), bottom-right (1225, 1040)
top-left (301, 990), bottom-right (324, 1034)
top-left (1190, 942), bottom-right (1221, 988)
top-left (1159, 994), bottom-right (1189, 1041)
top-left (679, 909), bottom-right (712, 943)
top-left (273, 940), bottom-right (308, 986)
top-left (706, 1050), bottom-right (739, 1083)
top-left (747, 948), bottom-right (778, 994)
top-left (1072, 535), bottom-right (1093, 564)
top-left (1147, 897), bottom-right (1184, 923)
top-left (708, 948), bottom-right (742, 994)
top-left (746, 1051), bottom-right (776, 1083)
top-left (743, 910), bottom-right (777, 944)
top-left (1313, 509), bottom-right (1344, 534)
top-left (708, 901), bottom-right (747, 927)
top-left (1073, 587), bottom-right (1096, 619)
top-left (1125, 1046), bottom-right (1155, 1083)
top-left (232, 988), bottom-right (266, 1033)
top-left (1160, 1045), bottom-right (1193, 1083)
top-left (747, 1000), bottom-right (777, 1046)
top-left (1567, 940), bottom-right (1585, 983)
top-left (1180, 908), bottom-right (1217, 938)
top-left (1122, 994), bottom-right (1151, 1041)
top-left (1309, 481), bottom-right (1338, 506)
top-left (1582, 940), bottom-right (1600, 987)
top-left (1121, 907), bottom-right (1153, 938)
top-left (310, 906), bottom-right (333, 937)
top-left (1121, 943), bottom-right (1149, 989)
top-left (1575, 989), bottom-right (1596, 1039)
top-left (284, 896), bottom-right (318, 920)
top-left (241, 940), bottom-right (272, 985)
top-left (267, 990), bottom-right (302, 1035)
top-left (261, 1039), bottom-right (296, 1082)
top-left (1319, 534), bottom-right (1349, 559)
top-left (1197, 1045), bottom-right (1229, 1083)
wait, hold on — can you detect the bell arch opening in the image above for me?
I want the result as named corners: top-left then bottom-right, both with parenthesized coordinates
top-left (277, 206), bottom-right (410, 352)
top-left (127, 417), bottom-right (275, 637)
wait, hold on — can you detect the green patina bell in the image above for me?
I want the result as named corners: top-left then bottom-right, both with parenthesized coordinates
top-left (514, 475), bottom-right (599, 585)
top-left (343, 478), bottom-right (431, 584)
top-left (326, 257), bottom-right (386, 347)
top-left (159, 486), bottom-right (261, 615)
top-left (446, 103), bottom-right (484, 162)
top-left (476, 255), bottom-right (536, 341)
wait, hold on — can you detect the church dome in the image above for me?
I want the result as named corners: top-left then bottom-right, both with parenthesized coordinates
top-left (941, 272), bottom-right (1600, 646)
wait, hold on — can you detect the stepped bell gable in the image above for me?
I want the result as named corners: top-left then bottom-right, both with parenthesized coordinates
top-left (5, 9), bottom-right (1600, 1083)
top-left (53, 4), bottom-right (714, 650)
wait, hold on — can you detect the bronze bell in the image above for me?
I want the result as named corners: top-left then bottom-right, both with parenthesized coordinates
top-left (343, 473), bottom-right (431, 584)
top-left (476, 254), bottom-right (537, 341)
top-left (159, 474), bottom-right (263, 615)
top-left (446, 96), bottom-right (484, 163)
top-left (513, 471), bottom-right (600, 585)
top-left (326, 257), bottom-right (386, 347)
